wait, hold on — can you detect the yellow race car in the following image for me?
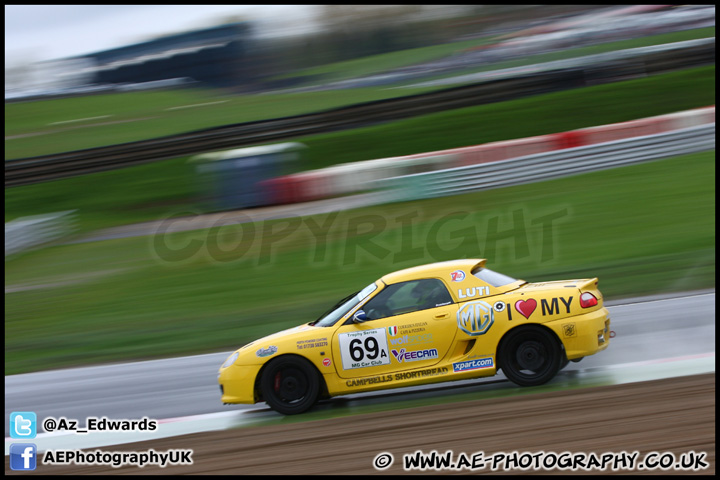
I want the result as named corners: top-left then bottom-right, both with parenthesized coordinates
top-left (218, 259), bottom-right (610, 414)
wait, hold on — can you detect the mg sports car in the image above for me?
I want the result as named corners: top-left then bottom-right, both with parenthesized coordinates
top-left (218, 259), bottom-right (610, 414)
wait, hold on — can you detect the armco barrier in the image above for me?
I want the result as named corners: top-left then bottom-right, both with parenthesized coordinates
top-left (667, 106), bottom-right (715, 130)
top-left (575, 117), bottom-right (672, 145)
top-left (300, 171), bottom-right (333, 202)
top-left (334, 163), bottom-right (368, 194)
top-left (363, 105), bottom-right (713, 172)
top-left (377, 123), bottom-right (715, 203)
top-left (363, 158), bottom-right (405, 188)
top-left (243, 105), bottom-right (717, 205)
top-left (452, 134), bottom-right (561, 168)
top-left (397, 153), bottom-right (457, 176)
top-left (266, 106), bottom-right (714, 203)
top-left (261, 176), bottom-right (302, 205)
top-left (331, 154), bottom-right (457, 194)
top-left (5, 210), bottom-right (77, 257)
top-left (484, 136), bottom-right (560, 162)
top-left (325, 164), bottom-right (359, 196)
top-left (318, 165), bottom-right (347, 197)
top-left (572, 106), bottom-right (717, 147)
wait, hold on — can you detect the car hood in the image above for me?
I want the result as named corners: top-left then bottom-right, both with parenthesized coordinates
top-left (233, 323), bottom-right (330, 365)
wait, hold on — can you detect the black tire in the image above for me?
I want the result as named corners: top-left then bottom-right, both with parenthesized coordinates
top-left (558, 345), bottom-right (570, 371)
top-left (559, 355), bottom-right (570, 371)
top-left (260, 356), bottom-right (320, 415)
top-left (500, 326), bottom-right (562, 386)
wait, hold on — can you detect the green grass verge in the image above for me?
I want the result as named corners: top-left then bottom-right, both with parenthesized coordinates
top-left (4, 85), bottom-right (438, 159)
top-left (5, 27), bottom-right (713, 160)
top-left (4, 151), bottom-right (715, 375)
top-left (299, 66), bottom-right (715, 168)
top-left (6, 66), bottom-right (715, 233)
top-left (268, 35), bottom-right (503, 84)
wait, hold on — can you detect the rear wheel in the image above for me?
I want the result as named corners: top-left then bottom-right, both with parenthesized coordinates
top-left (260, 356), bottom-right (320, 415)
top-left (500, 326), bottom-right (562, 386)
top-left (559, 348), bottom-right (570, 371)
top-left (559, 356), bottom-right (570, 370)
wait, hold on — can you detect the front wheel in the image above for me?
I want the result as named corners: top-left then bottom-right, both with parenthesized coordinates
top-left (260, 356), bottom-right (320, 415)
top-left (500, 326), bottom-right (562, 387)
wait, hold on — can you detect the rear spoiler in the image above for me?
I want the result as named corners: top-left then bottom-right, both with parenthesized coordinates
top-left (577, 278), bottom-right (599, 291)
top-left (469, 259), bottom-right (487, 274)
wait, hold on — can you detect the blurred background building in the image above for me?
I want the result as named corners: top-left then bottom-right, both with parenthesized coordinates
top-left (13, 22), bottom-right (258, 98)
top-left (81, 22), bottom-right (256, 90)
top-left (4, 5), bottom-right (714, 101)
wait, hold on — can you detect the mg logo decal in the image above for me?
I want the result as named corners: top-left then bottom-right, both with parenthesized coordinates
top-left (457, 301), bottom-right (494, 336)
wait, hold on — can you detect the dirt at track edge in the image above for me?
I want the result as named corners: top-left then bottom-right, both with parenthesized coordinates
top-left (6, 373), bottom-right (715, 475)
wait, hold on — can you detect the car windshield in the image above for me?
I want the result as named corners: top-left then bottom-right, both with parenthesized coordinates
top-left (312, 283), bottom-right (378, 327)
top-left (472, 267), bottom-right (517, 287)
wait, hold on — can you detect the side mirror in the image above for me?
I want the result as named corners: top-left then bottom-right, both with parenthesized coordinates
top-left (352, 309), bottom-right (368, 323)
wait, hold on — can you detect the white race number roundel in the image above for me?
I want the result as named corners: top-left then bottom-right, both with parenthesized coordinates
top-left (338, 328), bottom-right (390, 370)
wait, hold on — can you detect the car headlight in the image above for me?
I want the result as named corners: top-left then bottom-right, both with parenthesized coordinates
top-left (221, 351), bottom-right (239, 368)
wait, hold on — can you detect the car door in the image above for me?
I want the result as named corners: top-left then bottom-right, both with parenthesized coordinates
top-left (331, 278), bottom-right (458, 379)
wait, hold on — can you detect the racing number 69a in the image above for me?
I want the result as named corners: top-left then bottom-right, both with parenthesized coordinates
top-left (339, 328), bottom-right (390, 370)
top-left (350, 337), bottom-right (379, 362)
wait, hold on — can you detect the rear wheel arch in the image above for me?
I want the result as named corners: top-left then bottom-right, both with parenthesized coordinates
top-left (497, 323), bottom-right (563, 356)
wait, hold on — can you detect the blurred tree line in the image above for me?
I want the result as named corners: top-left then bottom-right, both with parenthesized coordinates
top-left (261, 5), bottom-right (452, 75)
top-left (254, 5), bottom-right (607, 84)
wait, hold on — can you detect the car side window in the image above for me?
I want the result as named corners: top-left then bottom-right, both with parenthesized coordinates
top-left (362, 279), bottom-right (453, 321)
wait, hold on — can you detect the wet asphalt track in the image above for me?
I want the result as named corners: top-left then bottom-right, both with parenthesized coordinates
top-left (5, 290), bottom-right (714, 441)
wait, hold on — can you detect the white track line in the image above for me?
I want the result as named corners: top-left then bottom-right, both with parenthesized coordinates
top-left (165, 100), bottom-right (228, 111)
top-left (48, 115), bottom-right (113, 126)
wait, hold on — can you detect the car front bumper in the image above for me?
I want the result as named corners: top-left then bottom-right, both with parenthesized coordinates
top-left (218, 363), bottom-right (263, 404)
